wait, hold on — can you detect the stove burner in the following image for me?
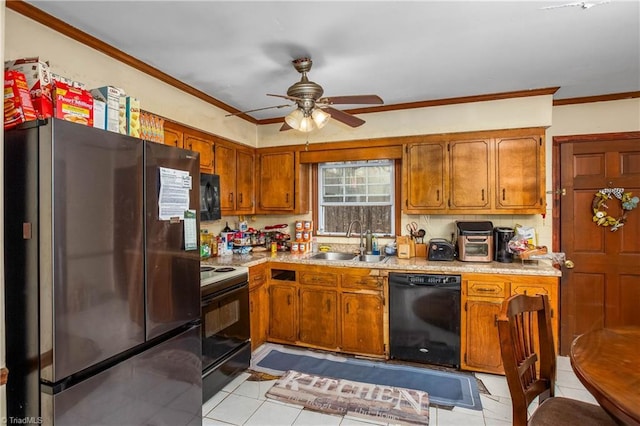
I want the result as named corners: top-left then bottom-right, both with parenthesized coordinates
top-left (215, 267), bottom-right (236, 273)
top-left (201, 266), bottom-right (215, 272)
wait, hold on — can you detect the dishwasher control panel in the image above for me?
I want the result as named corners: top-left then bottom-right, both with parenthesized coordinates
top-left (389, 273), bottom-right (461, 287)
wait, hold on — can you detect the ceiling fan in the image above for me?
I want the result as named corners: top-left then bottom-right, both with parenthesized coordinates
top-left (227, 58), bottom-right (383, 132)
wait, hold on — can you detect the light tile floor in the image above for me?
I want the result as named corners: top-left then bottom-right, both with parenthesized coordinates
top-left (202, 355), bottom-right (597, 426)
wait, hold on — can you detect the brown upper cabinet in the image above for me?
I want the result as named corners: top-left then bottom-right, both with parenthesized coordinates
top-left (215, 140), bottom-right (255, 215)
top-left (163, 121), bottom-right (215, 174)
top-left (256, 148), bottom-right (309, 214)
top-left (403, 128), bottom-right (546, 214)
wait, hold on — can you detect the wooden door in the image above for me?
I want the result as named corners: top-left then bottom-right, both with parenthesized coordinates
top-left (404, 142), bottom-right (447, 212)
top-left (557, 133), bottom-right (640, 354)
top-left (449, 139), bottom-right (491, 210)
top-left (215, 144), bottom-right (236, 212)
top-left (184, 134), bottom-right (214, 173)
top-left (235, 149), bottom-right (255, 213)
top-left (299, 287), bottom-right (338, 348)
top-left (258, 151), bottom-right (295, 211)
top-left (495, 135), bottom-right (544, 211)
top-left (341, 293), bottom-right (384, 355)
top-left (163, 126), bottom-right (183, 148)
top-left (268, 284), bottom-right (297, 342)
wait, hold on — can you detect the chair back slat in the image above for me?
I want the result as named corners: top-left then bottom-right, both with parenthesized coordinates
top-left (498, 293), bottom-right (556, 426)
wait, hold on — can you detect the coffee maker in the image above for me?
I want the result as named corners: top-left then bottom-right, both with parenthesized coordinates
top-left (494, 227), bottom-right (515, 263)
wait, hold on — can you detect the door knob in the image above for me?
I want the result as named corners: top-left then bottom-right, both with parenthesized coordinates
top-left (565, 259), bottom-right (575, 269)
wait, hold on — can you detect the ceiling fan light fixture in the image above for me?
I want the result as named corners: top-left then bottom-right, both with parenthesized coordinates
top-left (311, 108), bottom-right (330, 129)
top-left (298, 116), bottom-right (315, 132)
top-left (285, 108), bottom-right (304, 129)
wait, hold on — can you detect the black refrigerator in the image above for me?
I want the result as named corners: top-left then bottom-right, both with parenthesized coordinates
top-left (4, 119), bottom-right (202, 425)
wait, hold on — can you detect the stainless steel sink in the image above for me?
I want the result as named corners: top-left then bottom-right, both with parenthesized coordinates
top-left (356, 254), bottom-right (389, 263)
top-left (310, 252), bottom-right (357, 261)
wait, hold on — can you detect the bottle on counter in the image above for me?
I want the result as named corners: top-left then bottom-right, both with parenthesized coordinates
top-left (222, 221), bottom-right (232, 233)
top-left (200, 230), bottom-right (211, 259)
top-left (372, 235), bottom-right (379, 255)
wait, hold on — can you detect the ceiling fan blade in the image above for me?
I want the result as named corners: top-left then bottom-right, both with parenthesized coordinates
top-left (267, 93), bottom-right (304, 102)
top-left (279, 121), bottom-right (292, 132)
top-left (318, 95), bottom-right (383, 105)
top-left (323, 106), bottom-right (365, 128)
top-left (225, 104), bottom-right (291, 117)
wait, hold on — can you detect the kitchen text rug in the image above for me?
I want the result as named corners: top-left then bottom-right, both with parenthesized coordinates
top-left (266, 370), bottom-right (430, 426)
top-left (252, 343), bottom-right (482, 410)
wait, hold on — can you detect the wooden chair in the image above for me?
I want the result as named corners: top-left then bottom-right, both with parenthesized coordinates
top-left (497, 294), bottom-right (616, 426)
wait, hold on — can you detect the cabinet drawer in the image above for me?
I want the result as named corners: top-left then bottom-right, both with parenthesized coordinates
top-left (249, 268), bottom-right (267, 290)
top-left (341, 274), bottom-right (382, 290)
top-left (299, 271), bottom-right (338, 287)
top-left (511, 284), bottom-right (550, 298)
top-left (466, 281), bottom-right (508, 298)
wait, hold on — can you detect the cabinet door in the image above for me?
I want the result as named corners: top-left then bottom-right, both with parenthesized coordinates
top-left (462, 299), bottom-right (503, 373)
top-left (511, 277), bottom-right (559, 353)
top-left (215, 144), bottom-right (236, 213)
top-left (299, 288), bottom-right (338, 348)
top-left (258, 152), bottom-right (295, 210)
top-left (404, 142), bottom-right (447, 212)
top-left (341, 293), bottom-right (384, 355)
top-left (163, 126), bottom-right (183, 148)
top-left (268, 284), bottom-right (297, 342)
top-left (184, 134), bottom-right (214, 173)
top-left (495, 135), bottom-right (544, 211)
top-left (249, 285), bottom-right (269, 350)
top-left (235, 149), bottom-right (255, 212)
top-left (249, 264), bottom-right (268, 350)
top-left (449, 139), bottom-right (491, 210)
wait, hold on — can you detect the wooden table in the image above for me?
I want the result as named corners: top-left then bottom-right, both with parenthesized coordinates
top-left (570, 327), bottom-right (640, 426)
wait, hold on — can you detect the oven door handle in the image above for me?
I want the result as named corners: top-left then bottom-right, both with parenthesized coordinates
top-left (201, 282), bottom-right (248, 304)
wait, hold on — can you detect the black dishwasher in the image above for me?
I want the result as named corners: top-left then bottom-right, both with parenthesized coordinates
top-left (389, 273), bottom-right (461, 368)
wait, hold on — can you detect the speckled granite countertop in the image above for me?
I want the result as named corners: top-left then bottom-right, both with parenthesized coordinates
top-left (203, 251), bottom-right (562, 277)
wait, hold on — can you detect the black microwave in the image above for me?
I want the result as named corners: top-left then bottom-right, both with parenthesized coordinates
top-left (200, 173), bottom-right (221, 221)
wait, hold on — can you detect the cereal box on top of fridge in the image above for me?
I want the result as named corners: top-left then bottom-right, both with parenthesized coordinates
top-left (51, 73), bottom-right (86, 89)
top-left (53, 80), bottom-right (94, 127)
top-left (126, 96), bottom-right (141, 138)
top-left (90, 86), bottom-right (123, 133)
top-left (4, 70), bottom-right (38, 130)
top-left (93, 99), bottom-right (106, 130)
top-left (118, 95), bottom-right (127, 135)
top-left (4, 57), bottom-right (53, 119)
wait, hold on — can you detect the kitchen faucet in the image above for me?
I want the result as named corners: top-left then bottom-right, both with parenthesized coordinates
top-left (346, 220), bottom-right (367, 255)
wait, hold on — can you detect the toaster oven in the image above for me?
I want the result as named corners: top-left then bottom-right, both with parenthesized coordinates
top-left (456, 221), bottom-right (494, 262)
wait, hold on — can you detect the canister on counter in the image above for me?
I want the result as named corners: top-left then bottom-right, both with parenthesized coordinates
top-left (299, 242), bottom-right (306, 253)
top-left (295, 221), bottom-right (304, 231)
top-left (291, 242), bottom-right (299, 253)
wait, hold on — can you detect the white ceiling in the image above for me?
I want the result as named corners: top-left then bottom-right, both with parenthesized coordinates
top-left (26, 0), bottom-right (640, 121)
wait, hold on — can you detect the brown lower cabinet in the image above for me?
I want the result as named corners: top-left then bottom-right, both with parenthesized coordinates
top-left (460, 273), bottom-right (559, 374)
top-left (249, 264), bottom-right (269, 350)
top-left (266, 263), bottom-right (386, 358)
top-left (251, 261), bottom-right (558, 373)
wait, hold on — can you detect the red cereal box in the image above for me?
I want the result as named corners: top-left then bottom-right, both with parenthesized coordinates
top-left (4, 70), bottom-right (38, 130)
top-left (4, 57), bottom-right (53, 119)
top-left (53, 81), bottom-right (94, 126)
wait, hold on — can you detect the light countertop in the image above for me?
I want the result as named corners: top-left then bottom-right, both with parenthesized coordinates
top-left (203, 251), bottom-right (562, 277)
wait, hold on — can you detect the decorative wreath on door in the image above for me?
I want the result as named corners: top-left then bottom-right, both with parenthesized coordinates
top-left (591, 187), bottom-right (638, 232)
